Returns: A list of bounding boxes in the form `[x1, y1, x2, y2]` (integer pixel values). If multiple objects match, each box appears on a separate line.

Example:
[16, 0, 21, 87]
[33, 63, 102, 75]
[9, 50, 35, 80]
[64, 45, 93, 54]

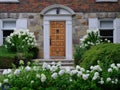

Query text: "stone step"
[33, 59, 74, 67]
[38, 63, 74, 66]
[33, 59, 74, 63]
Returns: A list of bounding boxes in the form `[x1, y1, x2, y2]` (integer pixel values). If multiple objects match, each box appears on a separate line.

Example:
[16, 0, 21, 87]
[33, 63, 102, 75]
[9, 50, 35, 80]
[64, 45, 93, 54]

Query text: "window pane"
[100, 30, 113, 36]
[3, 30, 14, 42]
[3, 21, 16, 29]
[100, 21, 113, 28]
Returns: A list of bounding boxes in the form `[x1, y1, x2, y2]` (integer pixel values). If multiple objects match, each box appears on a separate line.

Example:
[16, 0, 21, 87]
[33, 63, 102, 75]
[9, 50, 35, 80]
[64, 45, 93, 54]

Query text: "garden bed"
[0, 61, 120, 90]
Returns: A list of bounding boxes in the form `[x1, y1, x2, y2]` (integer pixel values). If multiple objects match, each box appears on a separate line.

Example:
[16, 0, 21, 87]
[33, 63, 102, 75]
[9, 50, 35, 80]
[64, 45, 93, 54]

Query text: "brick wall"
[0, 0, 120, 12]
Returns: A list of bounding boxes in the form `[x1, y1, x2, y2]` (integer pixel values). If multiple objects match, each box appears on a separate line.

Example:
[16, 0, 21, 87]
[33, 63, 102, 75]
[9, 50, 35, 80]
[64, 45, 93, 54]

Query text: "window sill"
[96, 0, 118, 2]
[0, 0, 19, 3]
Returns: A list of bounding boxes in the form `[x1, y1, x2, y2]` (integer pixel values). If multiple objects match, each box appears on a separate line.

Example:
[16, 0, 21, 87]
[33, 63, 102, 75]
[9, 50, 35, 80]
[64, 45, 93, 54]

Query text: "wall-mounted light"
[56, 8, 60, 14]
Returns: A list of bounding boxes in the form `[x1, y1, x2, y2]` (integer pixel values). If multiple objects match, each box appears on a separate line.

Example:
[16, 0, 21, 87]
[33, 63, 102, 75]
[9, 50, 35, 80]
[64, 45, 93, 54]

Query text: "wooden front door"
[50, 21, 66, 58]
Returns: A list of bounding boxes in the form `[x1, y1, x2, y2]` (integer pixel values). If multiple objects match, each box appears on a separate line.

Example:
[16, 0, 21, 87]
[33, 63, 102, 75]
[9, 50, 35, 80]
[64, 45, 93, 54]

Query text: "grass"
[0, 46, 16, 59]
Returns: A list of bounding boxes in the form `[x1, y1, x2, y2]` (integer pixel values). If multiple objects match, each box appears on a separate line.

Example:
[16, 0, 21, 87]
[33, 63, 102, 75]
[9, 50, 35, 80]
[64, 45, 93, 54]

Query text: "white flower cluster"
[5, 29, 37, 49]
[108, 63, 120, 72]
[42, 62, 61, 72]
[80, 29, 111, 48]
[1, 62, 120, 87]
[3, 69, 12, 75]
[90, 65, 102, 72]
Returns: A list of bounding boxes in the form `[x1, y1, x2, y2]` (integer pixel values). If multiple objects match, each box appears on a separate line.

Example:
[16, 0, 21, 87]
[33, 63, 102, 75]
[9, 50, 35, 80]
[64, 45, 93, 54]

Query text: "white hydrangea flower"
[76, 65, 81, 71]
[92, 65, 102, 71]
[14, 69, 21, 75]
[0, 82, 2, 87]
[98, 78, 104, 85]
[33, 66, 39, 71]
[4, 79, 9, 83]
[115, 79, 118, 84]
[87, 29, 99, 34]
[107, 40, 111, 43]
[50, 66, 58, 72]
[110, 63, 115, 68]
[86, 70, 90, 73]
[90, 66, 94, 70]
[108, 68, 112, 72]
[25, 66, 31, 71]
[36, 74, 41, 78]
[41, 74, 46, 83]
[80, 68, 85, 72]
[65, 67, 71, 74]
[3, 69, 12, 75]
[42, 62, 49, 70]
[57, 61, 61, 67]
[106, 77, 111, 82]
[31, 80, 34, 84]
[70, 70, 78, 76]
[113, 66, 118, 71]
[111, 81, 115, 84]
[51, 73, 58, 79]
[69, 78, 72, 82]
[77, 71, 82, 77]
[82, 74, 89, 80]
[51, 62, 56, 66]
[58, 70, 65, 76]
[92, 72, 99, 80]
[8, 74, 12, 78]
[117, 63, 120, 68]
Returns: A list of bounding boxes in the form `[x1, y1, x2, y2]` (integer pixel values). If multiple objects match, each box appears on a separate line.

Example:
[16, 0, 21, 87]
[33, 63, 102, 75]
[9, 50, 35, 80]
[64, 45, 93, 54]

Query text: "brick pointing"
[0, 0, 120, 12]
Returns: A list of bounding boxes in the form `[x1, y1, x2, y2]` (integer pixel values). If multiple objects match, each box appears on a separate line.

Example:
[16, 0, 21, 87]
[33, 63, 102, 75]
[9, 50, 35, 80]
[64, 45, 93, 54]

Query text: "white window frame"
[96, 0, 118, 2]
[2, 19, 16, 43]
[2, 19, 16, 30]
[0, 0, 19, 3]
[99, 19, 114, 42]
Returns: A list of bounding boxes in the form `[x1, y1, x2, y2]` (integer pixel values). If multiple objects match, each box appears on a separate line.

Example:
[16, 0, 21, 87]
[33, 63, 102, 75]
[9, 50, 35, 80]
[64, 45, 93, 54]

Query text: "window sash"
[2, 21, 16, 30]
[0, 0, 19, 2]
[96, 0, 118, 2]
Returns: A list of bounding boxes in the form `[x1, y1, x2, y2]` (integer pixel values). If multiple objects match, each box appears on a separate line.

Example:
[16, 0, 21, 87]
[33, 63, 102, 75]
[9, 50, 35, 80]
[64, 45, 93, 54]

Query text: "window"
[2, 20, 16, 42]
[96, 0, 118, 2]
[99, 19, 114, 42]
[0, 18, 27, 46]
[0, 0, 19, 3]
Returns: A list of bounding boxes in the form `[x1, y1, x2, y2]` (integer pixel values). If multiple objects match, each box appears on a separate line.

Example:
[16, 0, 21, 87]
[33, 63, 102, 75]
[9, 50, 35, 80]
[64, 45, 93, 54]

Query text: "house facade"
[0, 0, 120, 59]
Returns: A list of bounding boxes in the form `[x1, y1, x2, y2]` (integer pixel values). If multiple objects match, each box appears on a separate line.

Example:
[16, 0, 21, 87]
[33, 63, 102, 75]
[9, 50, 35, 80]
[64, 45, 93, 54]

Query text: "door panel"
[50, 21, 66, 58]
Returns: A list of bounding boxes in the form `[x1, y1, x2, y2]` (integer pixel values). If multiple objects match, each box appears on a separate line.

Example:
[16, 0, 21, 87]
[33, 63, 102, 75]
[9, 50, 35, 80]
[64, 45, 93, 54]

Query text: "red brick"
[0, 0, 120, 12]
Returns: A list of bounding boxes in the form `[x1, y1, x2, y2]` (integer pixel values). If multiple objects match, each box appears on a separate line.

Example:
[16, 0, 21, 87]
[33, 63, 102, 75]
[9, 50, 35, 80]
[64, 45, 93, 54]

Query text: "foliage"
[3, 29, 39, 60]
[0, 46, 16, 59]
[29, 47, 39, 59]
[74, 30, 110, 66]
[80, 30, 110, 49]
[4, 30, 37, 53]
[0, 61, 120, 90]
[74, 46, 87, 65]
[81, 43, 120, 70]
[0, 46, 33, 69]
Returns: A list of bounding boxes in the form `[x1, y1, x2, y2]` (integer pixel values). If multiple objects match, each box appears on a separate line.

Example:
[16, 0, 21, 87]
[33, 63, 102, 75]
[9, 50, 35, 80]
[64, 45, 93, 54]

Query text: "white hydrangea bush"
[0, 61, 120, 90]
[4, 29, 37, 52]
[80, 29, 111, 49]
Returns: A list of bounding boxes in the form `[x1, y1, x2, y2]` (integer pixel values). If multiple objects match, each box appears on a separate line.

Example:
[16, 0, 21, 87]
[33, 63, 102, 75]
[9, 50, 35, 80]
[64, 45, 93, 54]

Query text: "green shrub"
[29, 47, 39, 59]
[74, 46, 87, 66]
[1, 62, 120, 90]
[81, 43, 120, 69]
[0, 46, 33, 68]
[4, 30, 37, 53]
